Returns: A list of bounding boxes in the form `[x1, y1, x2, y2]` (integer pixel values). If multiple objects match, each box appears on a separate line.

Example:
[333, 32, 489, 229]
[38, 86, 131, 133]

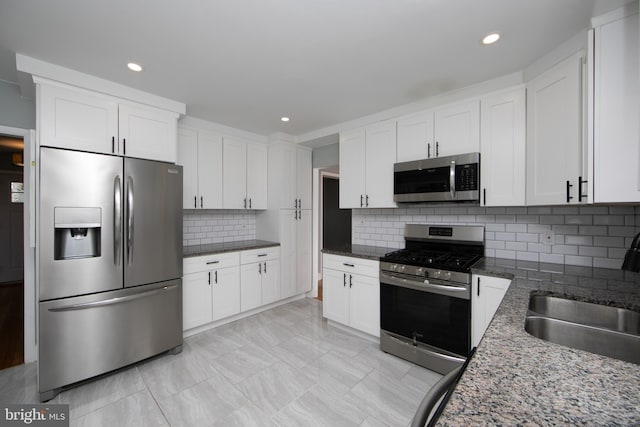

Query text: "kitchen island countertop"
[436, 257, 640, 425]
[183, 239, 279, 258]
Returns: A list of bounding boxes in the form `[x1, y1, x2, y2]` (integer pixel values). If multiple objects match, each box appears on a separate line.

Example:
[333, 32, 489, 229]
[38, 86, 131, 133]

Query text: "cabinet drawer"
[183, 252, 240, 274]
[241, 246, 280, 264]
[323, 254, 379, 278]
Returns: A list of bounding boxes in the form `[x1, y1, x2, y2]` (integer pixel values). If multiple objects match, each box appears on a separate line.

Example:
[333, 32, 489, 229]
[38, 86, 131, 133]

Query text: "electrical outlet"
[541, 231, 555, 245]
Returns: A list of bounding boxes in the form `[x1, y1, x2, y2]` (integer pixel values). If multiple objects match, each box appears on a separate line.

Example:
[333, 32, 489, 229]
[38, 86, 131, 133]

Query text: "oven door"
[380, 272, 471, 359]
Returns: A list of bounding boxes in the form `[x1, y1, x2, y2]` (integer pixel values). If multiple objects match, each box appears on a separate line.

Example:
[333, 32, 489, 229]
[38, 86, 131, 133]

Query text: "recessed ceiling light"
[127, 62, 142, 72]
[482, 33, 500, 45]
[281, 117, 290, 122]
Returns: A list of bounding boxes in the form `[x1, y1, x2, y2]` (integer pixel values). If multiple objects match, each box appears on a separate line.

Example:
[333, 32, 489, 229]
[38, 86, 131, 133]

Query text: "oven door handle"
[380, 272, 470, 300]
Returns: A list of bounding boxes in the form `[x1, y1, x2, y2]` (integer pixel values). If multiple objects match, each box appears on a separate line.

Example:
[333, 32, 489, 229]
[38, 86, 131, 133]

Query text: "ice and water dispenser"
[53, 207, 102, 260]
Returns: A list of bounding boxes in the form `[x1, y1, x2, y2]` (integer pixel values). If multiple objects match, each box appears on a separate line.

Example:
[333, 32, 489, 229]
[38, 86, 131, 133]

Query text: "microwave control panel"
[455, 163, 478, 191]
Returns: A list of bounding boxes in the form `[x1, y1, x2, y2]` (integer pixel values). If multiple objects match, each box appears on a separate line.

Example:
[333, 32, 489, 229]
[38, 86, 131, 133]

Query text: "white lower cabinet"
[322, 254, 380, 337]
[240, 247, 281, 311]
[182, 252, 240, 330]
[471, 274, 511, 348]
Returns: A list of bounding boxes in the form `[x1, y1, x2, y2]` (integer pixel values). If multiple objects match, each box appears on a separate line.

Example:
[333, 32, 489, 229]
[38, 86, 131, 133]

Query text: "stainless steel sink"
[525, 295, 640, 364]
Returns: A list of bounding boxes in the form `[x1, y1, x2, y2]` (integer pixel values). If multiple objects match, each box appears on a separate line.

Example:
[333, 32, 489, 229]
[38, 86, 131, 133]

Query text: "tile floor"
[0, 298, 442, 426]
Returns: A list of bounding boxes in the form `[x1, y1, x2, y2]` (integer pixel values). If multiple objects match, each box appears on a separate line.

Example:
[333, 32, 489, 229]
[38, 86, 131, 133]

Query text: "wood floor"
[0, 281, 23, 370]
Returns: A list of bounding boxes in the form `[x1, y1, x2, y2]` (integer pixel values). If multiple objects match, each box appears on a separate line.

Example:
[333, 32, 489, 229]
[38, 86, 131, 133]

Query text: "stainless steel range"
[379, 224, 484, 374]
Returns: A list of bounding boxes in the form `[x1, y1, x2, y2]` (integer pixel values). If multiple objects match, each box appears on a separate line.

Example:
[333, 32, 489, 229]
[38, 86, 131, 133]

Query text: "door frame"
[0, 125, 37, 363]
[312, 167, 339, 299]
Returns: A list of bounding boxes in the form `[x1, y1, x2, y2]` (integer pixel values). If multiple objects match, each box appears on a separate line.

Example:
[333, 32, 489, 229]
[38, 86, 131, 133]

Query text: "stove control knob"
[399, 265, 406, 273]
[416, 267, 424, 276]
[444, 272, 452, 280]
[391, 264, 398, 271]
[432, 270, 441, 279]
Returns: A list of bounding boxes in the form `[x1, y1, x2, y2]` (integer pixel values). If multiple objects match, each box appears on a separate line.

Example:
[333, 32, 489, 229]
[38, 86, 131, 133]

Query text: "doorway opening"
[317, 170, 352, 301]
[0, 134, 25, 370]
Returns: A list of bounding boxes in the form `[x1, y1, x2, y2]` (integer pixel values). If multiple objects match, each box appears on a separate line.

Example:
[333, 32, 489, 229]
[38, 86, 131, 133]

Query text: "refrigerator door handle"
[114, 176, 122, 266]
[127, 175, 134, 265]
[47, 284, 179, 312]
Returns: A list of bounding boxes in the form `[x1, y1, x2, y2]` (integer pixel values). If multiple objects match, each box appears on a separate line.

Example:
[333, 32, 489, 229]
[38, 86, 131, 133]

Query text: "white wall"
[353, 205, 640, 269]
[0, 80, 35, 130]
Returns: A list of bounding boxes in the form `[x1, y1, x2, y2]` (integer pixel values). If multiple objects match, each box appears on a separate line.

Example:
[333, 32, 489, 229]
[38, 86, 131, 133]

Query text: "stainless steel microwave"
[393, 153, 480, 203]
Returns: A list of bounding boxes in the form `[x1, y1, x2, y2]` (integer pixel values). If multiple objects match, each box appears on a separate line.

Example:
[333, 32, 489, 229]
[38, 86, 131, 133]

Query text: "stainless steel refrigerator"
[37, 147, 183, 401]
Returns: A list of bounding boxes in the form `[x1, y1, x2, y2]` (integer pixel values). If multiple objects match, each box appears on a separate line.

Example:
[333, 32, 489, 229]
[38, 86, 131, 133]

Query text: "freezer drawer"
[38, 279, 182, 399]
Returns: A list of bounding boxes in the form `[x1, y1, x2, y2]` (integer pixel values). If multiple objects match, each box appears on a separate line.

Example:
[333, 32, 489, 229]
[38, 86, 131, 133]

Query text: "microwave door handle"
[449, 160, 456, 200]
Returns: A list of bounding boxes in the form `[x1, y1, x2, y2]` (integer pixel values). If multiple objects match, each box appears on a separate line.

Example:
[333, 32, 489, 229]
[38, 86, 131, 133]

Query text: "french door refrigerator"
[38, 147, 183, 401]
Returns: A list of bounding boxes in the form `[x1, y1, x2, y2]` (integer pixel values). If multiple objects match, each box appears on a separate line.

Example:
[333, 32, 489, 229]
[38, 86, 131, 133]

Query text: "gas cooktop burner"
[382, 249, 482, 271]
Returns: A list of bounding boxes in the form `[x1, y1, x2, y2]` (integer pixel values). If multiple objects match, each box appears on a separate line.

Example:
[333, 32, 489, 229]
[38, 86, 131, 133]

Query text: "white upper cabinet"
[268, 143, 312, 210]
[39, 83, 118, 154]
[592, 4, 640, 203]
[526, 52, 585, 206]
[39, 82, 178, 163]
[177, 127, 223, 209]
[480, 87, 526, 206]
[118, 102, 178, 162]
[223, 138, 267, 210]
[433, 99, 480, 157]
[296, 148, 313, 209]
[396, 111, 434, 162]
[340, 121, 396, 208]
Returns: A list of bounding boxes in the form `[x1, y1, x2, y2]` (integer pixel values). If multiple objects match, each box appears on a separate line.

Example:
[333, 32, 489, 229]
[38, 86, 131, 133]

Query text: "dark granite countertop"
[321, 244, 396, 261]
[183, 240, 279, 258]
[437, 257, 640, 425]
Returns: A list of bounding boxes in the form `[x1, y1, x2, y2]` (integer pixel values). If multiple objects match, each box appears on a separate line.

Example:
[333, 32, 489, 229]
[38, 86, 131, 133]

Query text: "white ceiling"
[0, 0, 632, 138]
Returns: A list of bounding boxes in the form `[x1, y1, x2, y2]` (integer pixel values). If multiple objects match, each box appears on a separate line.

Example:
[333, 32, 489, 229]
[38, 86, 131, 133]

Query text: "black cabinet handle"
[343, 263, 355, 267]
[343, 273, 346, 287]
[208, 271, 211, 285]
[427, 143, 431, 158]
[200, 196, 203, 208]
[206, 260, 219, 265]
[264, 262, 267, 273]
[436, 141, 439, 157]
[477, 277, 480, 296]
[194, 196, 197, 208]
[215, 270, 218, 284]
[112, 136, 115, 153]
[123, 138, 126, 155]
[360, 195, 363, 207]
[366, 195, 369, 207]
[349, 274, 353, 288]
[566, 180, 573, 203]
[578, 176, 588, 202]
[259, 263, 262, 274]
[249, 198, 252, 209]
[483, 188, 486, 206]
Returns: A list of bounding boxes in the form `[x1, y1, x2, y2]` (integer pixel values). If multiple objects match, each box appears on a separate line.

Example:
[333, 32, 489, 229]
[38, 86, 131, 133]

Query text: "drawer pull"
[206, 260, 220, 265]
[257, 253, 268, 257]
[343, 263, 355, 267]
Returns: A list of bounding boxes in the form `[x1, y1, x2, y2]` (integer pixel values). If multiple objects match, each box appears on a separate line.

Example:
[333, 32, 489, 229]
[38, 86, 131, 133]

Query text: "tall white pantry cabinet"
[256, 140, 313, 298]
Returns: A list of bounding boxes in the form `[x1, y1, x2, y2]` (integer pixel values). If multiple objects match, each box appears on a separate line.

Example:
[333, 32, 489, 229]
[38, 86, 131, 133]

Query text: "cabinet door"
[593, 10, 640, 202]
[434, 100, 480, 157]
[279, 210, 297, 299]
[396, 111, 434, 162]
[212, 266, 240, 321]
[339, 129, 366, 208]
[183, 271, 212, 330]
[526, 54, 583, 205]
[322, 268, 349, 326]
[247, 143, 267, 209]
[280, 144, 297, 209]
[296, 210, 312, 294]
[39, 83, 118, 154]
[472, 275, 511, 347]
[177, 128, 199, 209]
[480, 88, 526, 206]
[296, 148, 312, 209]
[223, 137, 247, 209]
[365, 121, 397, 208]
[118, 102, 177, 163]
[261, 259, 280, 305]
[240, 263, 262, 312]
[198, 131, 223, 209]
[348, 274, 380, 337]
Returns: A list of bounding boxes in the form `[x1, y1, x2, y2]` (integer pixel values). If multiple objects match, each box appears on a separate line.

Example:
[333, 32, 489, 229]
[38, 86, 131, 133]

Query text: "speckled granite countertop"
[183, 239, 279, 258]
[437, 257, 640, 426]
[321, 244, 396, 261]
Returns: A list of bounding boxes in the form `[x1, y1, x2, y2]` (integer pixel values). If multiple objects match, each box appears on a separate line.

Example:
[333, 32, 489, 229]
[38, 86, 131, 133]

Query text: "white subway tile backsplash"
[183, 210, 256, 246]
[352, 204, 637, 269]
